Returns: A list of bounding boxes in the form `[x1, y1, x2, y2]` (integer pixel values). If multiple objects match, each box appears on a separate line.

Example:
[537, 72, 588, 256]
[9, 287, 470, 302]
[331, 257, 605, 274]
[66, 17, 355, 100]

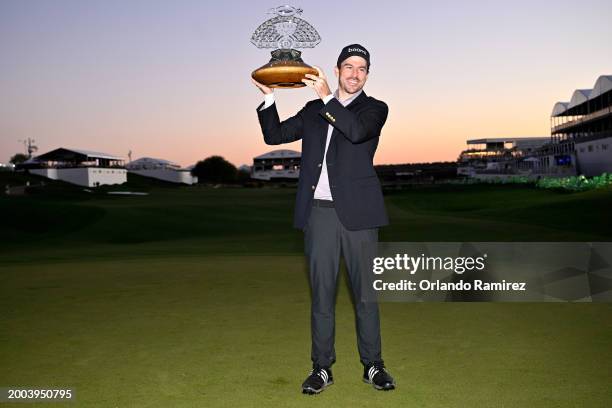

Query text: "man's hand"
[252, 78, 273, 95]
[302, 66, 331, 100]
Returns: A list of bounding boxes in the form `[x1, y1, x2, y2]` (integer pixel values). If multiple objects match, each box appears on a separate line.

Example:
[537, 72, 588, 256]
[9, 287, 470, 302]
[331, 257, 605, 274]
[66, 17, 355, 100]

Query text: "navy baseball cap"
[337, 44, 370, 71]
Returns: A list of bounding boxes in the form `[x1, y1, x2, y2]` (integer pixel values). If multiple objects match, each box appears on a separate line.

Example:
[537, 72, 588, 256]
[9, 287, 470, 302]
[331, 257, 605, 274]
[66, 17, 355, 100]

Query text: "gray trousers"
[304, 203, 382, 368]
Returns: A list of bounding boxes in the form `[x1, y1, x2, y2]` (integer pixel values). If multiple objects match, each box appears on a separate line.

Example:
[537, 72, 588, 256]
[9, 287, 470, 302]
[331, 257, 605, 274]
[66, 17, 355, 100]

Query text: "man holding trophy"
[252, 6, 395, 395]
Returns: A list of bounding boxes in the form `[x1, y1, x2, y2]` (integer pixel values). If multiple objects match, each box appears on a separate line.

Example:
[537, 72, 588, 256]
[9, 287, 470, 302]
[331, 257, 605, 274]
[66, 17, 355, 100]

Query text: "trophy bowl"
[251, 6, 321, 89]
[252, 62, 317, 88]
[252, 52, 318, 88]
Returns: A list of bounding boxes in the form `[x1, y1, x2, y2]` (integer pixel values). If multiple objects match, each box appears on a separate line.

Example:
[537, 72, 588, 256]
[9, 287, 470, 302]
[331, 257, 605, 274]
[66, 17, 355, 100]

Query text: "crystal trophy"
[251, 5, 321, 88]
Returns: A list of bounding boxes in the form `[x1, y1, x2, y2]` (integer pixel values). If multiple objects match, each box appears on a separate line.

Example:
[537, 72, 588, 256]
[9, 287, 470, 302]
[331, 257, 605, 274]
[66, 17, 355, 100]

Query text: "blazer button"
[317, 163, 322, 167]
[311, 185, 315, 190]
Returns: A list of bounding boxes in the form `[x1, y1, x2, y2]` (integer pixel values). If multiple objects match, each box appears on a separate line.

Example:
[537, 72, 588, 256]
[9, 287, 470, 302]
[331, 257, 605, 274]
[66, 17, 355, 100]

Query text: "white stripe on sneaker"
[319, 369, 328, 383]
[368, 366, 379, 382]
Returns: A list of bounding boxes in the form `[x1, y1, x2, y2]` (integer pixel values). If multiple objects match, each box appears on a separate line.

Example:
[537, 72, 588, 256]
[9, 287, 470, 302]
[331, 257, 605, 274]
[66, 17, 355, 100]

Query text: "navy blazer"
[256, 91, 389, 231]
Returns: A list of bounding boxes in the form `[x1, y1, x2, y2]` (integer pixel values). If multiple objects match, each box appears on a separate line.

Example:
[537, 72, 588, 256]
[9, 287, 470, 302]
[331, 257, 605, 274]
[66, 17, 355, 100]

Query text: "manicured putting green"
[1, 256, 611, 407]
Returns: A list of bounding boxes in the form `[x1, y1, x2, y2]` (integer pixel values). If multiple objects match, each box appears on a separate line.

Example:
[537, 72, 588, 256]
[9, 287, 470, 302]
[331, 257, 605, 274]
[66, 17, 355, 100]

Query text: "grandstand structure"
[126, 157, 197, 184]
[550, 75, 612, 177]
[457, 137, 549, 178]
[459, 75, 612, 179]
[18, 147, 126, 187]
[251, 149, 300, 181]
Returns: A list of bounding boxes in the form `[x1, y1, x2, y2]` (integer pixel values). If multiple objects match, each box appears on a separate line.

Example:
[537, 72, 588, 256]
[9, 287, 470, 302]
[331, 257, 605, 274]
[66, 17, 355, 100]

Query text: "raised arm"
[253, 78, 307, 145]
[256, 99, 306, 145]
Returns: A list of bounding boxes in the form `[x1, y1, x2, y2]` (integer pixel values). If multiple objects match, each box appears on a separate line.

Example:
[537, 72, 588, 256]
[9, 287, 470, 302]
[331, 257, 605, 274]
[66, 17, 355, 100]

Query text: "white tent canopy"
[552, 74, 612, 116]
[590, 75, 612, 99]
[254, 149, 300, 160]
[126, 157, 180, 169]
[567, 89, 591, 109]
[551, 102, 569, 117]
[35, 147, 123, 162]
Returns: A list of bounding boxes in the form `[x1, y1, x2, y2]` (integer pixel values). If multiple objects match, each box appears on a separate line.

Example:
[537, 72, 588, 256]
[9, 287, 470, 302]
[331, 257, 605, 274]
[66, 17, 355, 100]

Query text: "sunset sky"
[1, 0, 611, 167]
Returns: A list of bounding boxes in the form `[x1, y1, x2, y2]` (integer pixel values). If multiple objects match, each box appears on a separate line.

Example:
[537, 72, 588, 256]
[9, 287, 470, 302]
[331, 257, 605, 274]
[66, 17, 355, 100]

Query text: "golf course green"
[1, 173, 611, 407]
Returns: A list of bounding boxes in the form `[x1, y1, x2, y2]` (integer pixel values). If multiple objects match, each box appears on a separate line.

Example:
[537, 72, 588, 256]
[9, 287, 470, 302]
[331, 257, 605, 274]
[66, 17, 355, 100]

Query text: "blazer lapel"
[318, 110, 329, 152]
[345, 90, 368, 110]
[325, 91, 369, 158]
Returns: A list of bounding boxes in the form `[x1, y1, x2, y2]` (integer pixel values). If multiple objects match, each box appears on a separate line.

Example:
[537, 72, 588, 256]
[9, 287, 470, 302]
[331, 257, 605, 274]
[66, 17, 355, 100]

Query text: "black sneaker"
[302, 366, 333, 394]
[363, 361, 395, 391]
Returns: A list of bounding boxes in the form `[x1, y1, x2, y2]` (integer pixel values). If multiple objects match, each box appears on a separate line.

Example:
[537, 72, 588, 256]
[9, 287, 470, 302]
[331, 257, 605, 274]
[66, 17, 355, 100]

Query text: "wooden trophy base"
[251, 49, 318, 88]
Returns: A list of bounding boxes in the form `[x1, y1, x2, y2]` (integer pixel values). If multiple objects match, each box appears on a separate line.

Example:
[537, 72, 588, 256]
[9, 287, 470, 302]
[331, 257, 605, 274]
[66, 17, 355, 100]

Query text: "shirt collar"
[334, 89, 363, 107]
